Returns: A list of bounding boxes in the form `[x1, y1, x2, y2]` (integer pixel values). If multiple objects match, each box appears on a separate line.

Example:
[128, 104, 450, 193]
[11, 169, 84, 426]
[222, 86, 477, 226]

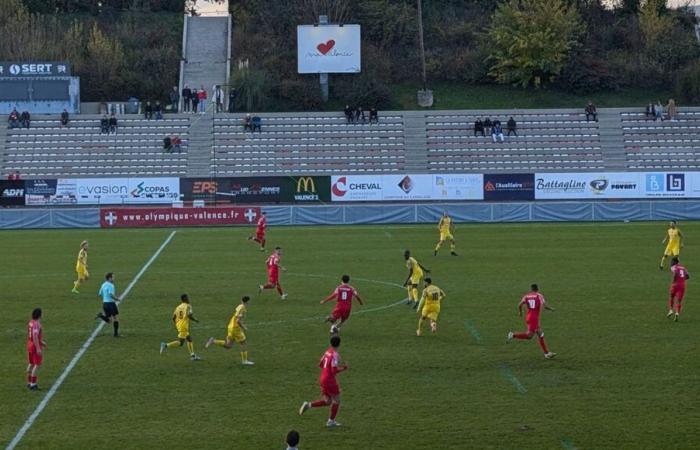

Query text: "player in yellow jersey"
[416, 278, 445, 336]
[160, 294, 201, 361]
[434, 211, 458, 256]
[660, 221, 684, 270]
[72, 240, 89, 294]
[404, 250, 430, 309]
[205, 296, 254, 365]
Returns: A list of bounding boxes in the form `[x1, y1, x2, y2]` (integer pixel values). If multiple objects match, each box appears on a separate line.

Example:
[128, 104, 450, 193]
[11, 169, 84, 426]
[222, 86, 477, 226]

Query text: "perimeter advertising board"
[100, 206, 260, 228]
[534, 172, 696, 199]
[75, 178, 180, 204]
[330, 174, 483, 201]
[0, 180, 25, 206]
[181, 177, 330, 203]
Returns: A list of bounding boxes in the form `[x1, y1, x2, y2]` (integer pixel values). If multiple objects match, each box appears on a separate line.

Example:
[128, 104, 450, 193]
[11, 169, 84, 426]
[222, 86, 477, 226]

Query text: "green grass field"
[1, 223, 699, 449]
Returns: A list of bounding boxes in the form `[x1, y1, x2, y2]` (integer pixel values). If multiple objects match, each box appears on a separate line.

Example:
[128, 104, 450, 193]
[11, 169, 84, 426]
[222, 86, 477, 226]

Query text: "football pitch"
[1, 222, 699, 449]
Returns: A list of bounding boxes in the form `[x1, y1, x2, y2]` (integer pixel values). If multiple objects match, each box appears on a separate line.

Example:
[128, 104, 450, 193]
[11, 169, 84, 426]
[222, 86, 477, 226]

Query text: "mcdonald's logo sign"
[295, 177, 320, 201]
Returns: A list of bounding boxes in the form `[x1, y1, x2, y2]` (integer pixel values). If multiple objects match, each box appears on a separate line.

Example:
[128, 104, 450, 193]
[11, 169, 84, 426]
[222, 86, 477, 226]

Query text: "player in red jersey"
[320, 275, 364, 334]
[259, 247, 287, 299]
[298, 335, 348, 428]
[667, 257, 690, 322]
[26, 308, 46, 390]
[248, 211, 267, 251]
[507, 284, 556, 359]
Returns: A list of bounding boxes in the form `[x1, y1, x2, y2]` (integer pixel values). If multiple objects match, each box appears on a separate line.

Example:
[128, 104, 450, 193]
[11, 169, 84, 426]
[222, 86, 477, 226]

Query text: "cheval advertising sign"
[297, 25, 361, 73]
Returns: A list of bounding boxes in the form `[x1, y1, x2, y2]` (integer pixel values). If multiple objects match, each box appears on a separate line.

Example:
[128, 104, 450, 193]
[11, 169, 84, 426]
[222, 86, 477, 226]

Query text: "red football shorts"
[670, 284, 686, 301]
[267, 271, 279, 284]
[256, 230, 265, 240]
[27, 349, 42, 366]
[331, 306, 351, 322]
[320, 382, 340, 397]
[526, 319, 540, 334]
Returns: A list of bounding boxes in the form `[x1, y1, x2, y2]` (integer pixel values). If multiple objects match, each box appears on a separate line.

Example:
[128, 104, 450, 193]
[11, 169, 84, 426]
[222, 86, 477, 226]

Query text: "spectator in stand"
[163, 136, 172, 152]
[172, 135, 182, 153]
[492, 122, 505, 143]
[108, 113, 118, 135]
[20, 110, 30, 128]
[344, 104, 353, 123]
[182, 84, 191, 113]
[355, 106, 365, 123]
[8, 109, 19, 128]
[191, 88, 199, 113]
[474, 118, 485, 137]
[154, 101, 163, 120]
[163, 135, 182, 153]
[198, 86, 207, 113]
[100, 115, 109, 134]
[252, 115, 262, 132]
[655, 100, 664, 121]
[214, 85, 224, 113]
[645, 102, 655, 119]
[585, 101, 597, 122]
[483, 117, 492, 135]
[666, 98, 677, 121]
[144, 101, 153, 120]
[170, 86, 180, 113]
[7, 170, 21, 180]
[507, 117, 517, 136]
[492, 118, 501, 128]
[369, 107, 378, 124]
[244, 113, 253, 131]
[286, 430, 300, 450]
[60, 109, 69, 128]
[228, 88, 237, 113]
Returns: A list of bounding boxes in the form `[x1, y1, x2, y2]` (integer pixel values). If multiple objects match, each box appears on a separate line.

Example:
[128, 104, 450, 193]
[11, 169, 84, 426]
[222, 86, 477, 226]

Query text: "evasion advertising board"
[76, 178, 180, 204]
[297, 25, 361, 74]
[330, 174, 483, 201]
[100, 206, 260, 228]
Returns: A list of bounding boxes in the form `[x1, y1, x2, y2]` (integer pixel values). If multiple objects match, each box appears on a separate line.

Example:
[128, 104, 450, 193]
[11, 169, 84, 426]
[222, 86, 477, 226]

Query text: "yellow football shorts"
[77, 266, 89, 280]
[410, 274, 423, 286]
[227, 327, 246, 344]
[440, 231, 453, 241]
[421, 304, 440, 321]
[177, 327, 190, 339]
[665, 244, 680, 256]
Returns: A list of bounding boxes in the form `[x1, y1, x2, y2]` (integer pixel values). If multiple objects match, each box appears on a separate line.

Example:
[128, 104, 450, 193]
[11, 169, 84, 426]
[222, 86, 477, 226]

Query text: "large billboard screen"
[297, 25, 361, 74]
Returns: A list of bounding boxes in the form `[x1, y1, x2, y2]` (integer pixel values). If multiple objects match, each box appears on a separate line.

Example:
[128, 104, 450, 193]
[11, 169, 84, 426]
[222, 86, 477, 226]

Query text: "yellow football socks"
[240, 351, 247, 362]
[214, 339, 226, 346]
[186, 341, 194, 355]
[166, 340, 180, 348]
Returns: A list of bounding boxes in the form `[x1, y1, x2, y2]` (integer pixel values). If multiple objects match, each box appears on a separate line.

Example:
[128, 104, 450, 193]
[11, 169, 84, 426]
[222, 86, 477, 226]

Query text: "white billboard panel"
[298, 25, 361, 74]
[331, 174, 483, 202]
[75, 178, 180, 205]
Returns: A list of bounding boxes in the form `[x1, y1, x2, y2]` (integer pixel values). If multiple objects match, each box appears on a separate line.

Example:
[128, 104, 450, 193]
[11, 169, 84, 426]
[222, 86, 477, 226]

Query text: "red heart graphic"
[317, 40, 335, 55]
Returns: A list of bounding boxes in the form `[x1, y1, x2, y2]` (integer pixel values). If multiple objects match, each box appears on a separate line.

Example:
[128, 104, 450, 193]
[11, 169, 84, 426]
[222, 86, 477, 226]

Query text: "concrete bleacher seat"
[425, 111, 603, 172]
[621, 110, 700, 170]
[3, 114, 190, 177]
[211, 113, 406, 175]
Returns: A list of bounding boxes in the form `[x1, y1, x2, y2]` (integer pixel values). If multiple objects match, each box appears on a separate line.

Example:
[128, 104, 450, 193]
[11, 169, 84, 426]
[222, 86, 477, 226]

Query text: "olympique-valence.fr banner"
[100, 207, 261, 228]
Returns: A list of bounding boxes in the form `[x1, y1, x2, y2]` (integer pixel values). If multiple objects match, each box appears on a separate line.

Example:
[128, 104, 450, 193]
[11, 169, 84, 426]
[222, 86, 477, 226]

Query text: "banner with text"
[0, 180, 25, 206]
[76, 178, 180, 204]
[330, 174, 483, 202]
[25, 178, 78, 205]
[100, 206, 261, 228]
[180, 176, 330, 204]
[483, 173, 535, 201]
[534, 172, 699, 199]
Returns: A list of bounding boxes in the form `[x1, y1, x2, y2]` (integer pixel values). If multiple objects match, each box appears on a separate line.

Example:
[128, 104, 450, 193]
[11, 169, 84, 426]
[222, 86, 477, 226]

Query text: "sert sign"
[0, 62, 71, 77]
[297, 25, 361, 73]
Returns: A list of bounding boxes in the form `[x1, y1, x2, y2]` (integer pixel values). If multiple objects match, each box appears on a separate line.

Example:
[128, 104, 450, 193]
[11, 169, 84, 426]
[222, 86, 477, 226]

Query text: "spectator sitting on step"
[170, 86, 180, 113]
[191, 88, 199, 113]
[109, 113, 118, 135]
[60, 109, 69, 128]
[483, 117, 492, 135]
[355, 106, 366, 123]
[491, 122, 504, 143]
[344, 104, 353, 123]
[154, 101, 163, 120]
[8, 109, 19, 129]
[369, 107, 378, 124]
[474, 118, 485, 137]
[645, 102, 655, 119]
[144, 101, 153, 120]
[655, 100, 663, 121]
[20, 110, 30, 129]
[182, 84, 192, 113]
[507, 117, 517, 136]
[198, 86, 207, 113]
[665, 98, 677, 121]
[252, 115, 262, 132]
[585, 101, 597, 122]
[100, 115, 109, 134]
[163, 135, 182, 153]
[244, 113, 253, 131]
[163, 136, 172, 152]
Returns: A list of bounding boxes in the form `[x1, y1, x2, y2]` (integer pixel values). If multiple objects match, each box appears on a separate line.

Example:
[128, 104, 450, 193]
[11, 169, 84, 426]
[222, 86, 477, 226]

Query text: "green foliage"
[675, 61, 700, 104]
[274, 78, 324, 111]
[334, 72, 392, 109]
[231, 67, 274, 112]
[486, 0, 582, 88]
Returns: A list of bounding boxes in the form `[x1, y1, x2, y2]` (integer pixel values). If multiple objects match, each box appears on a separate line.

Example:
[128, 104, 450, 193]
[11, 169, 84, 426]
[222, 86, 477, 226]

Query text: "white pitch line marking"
[6, 231, 177, 450]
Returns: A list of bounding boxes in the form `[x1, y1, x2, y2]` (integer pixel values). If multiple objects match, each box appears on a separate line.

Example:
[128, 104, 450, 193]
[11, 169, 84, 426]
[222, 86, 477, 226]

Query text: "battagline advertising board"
[100, 206, 261, 228]
[534, 172, 698, 199]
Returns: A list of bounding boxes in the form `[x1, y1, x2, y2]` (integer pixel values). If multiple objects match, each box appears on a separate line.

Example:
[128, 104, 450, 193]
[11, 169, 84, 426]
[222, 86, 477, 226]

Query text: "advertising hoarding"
[100, 206, 260, 228]
[297, 25, 361, 74]
[76, 178, 180, 205]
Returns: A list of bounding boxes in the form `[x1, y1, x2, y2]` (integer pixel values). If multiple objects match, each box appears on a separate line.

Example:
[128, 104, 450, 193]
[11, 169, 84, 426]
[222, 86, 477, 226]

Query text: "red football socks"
[276, 285, 284, 295]
[330, 403, 339, 420]
[537, 336, 549, 353]
[512, 332, 529, 339]
[311, 400, 327, 408]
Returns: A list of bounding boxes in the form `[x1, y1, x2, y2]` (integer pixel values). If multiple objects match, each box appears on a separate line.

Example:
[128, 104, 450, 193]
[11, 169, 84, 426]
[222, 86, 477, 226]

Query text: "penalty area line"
[5, 231, 177, 450]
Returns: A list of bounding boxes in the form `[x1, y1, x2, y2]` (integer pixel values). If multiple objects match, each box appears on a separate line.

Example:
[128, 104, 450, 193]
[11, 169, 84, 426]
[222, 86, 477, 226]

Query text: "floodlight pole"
[319, 15, 329, 102]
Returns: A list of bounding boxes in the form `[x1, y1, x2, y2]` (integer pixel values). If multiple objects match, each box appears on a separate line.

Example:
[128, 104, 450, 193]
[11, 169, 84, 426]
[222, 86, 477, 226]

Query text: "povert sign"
[297, 25, 361, 74]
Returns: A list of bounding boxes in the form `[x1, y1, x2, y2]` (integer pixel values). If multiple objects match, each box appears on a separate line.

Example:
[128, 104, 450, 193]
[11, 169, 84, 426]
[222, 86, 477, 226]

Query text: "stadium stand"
[2, 115, 190, 177]
[3, 107, 700, 178]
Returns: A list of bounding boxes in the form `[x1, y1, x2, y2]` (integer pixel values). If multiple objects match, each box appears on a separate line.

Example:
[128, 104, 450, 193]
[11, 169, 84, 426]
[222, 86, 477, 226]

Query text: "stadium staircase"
[403, 112, 429, 172]
[0, 125, 7, 171]
[179, 14, 231, 113]
[186, 114, 215, 177]
[597, 109, 627, 171]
